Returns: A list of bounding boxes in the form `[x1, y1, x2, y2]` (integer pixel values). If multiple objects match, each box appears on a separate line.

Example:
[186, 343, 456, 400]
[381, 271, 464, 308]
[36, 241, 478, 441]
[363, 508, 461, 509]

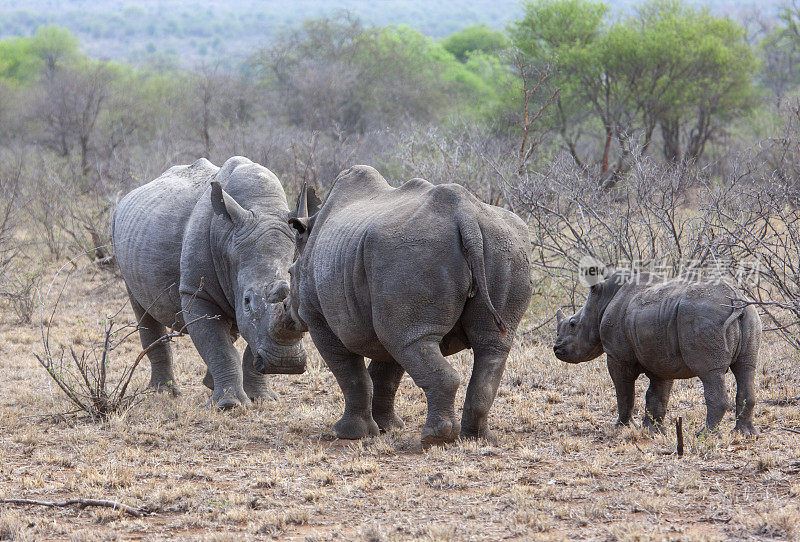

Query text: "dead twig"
[0, 497, 148, 518]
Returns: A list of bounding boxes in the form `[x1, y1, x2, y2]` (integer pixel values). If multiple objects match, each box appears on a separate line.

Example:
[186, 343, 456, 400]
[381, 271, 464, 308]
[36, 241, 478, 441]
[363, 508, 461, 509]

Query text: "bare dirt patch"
[1, 268, 798, 541]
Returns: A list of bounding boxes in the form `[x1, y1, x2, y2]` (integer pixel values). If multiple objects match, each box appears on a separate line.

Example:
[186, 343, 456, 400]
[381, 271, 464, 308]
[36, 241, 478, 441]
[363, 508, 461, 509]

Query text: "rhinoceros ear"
[556, 309, 565, 326]
[211, 181, 250, 227]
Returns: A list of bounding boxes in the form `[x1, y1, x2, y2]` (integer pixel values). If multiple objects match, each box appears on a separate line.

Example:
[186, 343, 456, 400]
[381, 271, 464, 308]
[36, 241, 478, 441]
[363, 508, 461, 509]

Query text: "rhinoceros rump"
[282, 165, 533, 447]
[553, 271, 762, 435]
[113, 157, 307, 408]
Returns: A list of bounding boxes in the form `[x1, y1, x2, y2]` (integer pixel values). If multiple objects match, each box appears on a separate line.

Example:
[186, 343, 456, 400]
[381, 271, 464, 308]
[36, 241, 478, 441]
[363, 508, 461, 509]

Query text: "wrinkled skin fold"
[283, 165, 533, 448]
[113, 156, 307, 408]
[553, 271, 762, 435]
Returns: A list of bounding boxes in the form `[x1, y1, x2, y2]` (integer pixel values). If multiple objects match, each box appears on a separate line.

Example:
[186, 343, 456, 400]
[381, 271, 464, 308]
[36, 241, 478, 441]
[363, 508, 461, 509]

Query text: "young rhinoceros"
[279, 165, 532, 448]
[113, 157, 307, 408]
[553, 271, 762, 435]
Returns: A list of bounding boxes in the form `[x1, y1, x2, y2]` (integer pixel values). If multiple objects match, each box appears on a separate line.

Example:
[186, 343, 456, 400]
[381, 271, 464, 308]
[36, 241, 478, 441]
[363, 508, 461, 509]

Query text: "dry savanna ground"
[0, 265, 799, 541]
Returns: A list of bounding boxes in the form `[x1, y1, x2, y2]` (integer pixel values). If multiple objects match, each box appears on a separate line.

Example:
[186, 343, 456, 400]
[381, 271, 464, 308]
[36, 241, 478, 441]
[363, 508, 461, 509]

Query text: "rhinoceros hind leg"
[368, 359, 405, 432]
[390, 340, 461, 449]
[460, 344, 508, 443]
[311, 324, 379, 439]
[643, 376, 673, 434]
[243, 346, 279, 402]
[130, 295, 180, 396]
[731, 357, 757, 436]
[699, 369, 728, 433]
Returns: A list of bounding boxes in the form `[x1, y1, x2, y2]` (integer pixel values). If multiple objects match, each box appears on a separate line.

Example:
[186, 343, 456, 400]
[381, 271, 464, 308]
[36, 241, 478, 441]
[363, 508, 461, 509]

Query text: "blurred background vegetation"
[2, 0, 800, 335]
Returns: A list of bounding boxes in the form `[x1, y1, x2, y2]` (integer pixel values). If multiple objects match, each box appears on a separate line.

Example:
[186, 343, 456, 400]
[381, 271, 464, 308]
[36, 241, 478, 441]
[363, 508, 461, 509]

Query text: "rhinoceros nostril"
[268, 280, 290, 303]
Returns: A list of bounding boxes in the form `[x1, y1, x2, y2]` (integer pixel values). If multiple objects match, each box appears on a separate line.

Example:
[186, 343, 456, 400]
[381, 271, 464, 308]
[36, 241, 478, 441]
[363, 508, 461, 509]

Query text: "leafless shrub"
[757, 98, 800, 200]
[22, 157, 117, 266]
[509, 153, 709, 304]
[34, 265, 211, 420]
[394, 121, 517, 204]
[704, 168, 800, 349]
[0, 149, 22, 269]
[0, 271, 40, 325]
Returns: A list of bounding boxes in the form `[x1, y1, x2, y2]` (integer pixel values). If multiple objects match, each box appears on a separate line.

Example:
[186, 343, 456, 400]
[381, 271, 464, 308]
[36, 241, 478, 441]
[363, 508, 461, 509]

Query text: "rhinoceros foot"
[333, 414, 380, 440]
[147, 380, 181, 397]
[212, 387, 252, 410]
[733, 421, 757, 437]
[642, 417, 667, 435]
[373, 411, 405, 432]
[460, 425, 499, 444]
[244, 379, 279, 402]
[421, 419, 461, 449]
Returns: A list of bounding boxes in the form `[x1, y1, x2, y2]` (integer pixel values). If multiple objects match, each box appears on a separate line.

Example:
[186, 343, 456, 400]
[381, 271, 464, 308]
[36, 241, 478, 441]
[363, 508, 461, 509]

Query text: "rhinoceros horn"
[556, 309, 565, 325]
[297, 182, 308, 219]
[289, 182, 311, 234]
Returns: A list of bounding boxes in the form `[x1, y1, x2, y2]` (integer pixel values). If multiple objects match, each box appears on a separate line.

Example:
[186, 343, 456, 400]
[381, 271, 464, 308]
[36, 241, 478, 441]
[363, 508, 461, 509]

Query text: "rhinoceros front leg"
[461, 344, 509, 443]
[608, 357, 638, 427]
[242, 345, 279, 402]
[310, 322, 379, 439]
[643, 375, 673, 433]
[390, 339, 461, 449]
[129, 294, 180, 396]
[183, 297, 250, 409]
[368, 358, 405, 432]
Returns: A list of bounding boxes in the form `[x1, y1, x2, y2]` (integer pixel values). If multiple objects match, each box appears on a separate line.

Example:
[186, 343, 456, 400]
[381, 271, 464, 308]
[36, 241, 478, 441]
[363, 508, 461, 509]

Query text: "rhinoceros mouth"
[254, 345, 307, 374]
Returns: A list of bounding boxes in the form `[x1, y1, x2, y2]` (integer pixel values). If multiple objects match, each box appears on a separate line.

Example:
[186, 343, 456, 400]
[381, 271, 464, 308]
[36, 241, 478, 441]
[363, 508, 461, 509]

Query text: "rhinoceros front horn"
[289, 182, 311, 234]
[297, 182, 308, 219]
[556, 309, 565, 325]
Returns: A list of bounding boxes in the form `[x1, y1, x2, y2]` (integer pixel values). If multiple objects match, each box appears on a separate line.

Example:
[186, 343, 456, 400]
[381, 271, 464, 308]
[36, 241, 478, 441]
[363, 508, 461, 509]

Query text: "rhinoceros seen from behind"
[279, 165, 533, 448]
[553, 270, 762, 435]
[113, 156, 307, 408]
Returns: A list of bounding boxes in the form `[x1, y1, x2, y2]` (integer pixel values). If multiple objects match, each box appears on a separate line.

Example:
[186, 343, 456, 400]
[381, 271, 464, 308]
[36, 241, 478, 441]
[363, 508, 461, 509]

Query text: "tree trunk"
[660, 118, 681, 164]
[601, 124, 613, 175]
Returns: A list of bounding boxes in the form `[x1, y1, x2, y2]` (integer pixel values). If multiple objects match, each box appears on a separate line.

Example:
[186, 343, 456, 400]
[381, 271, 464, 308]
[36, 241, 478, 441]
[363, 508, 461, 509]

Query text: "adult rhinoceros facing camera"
[553, 270, 762, 435]
[280, 165, 533, 448]
[113, 157, 307, 408]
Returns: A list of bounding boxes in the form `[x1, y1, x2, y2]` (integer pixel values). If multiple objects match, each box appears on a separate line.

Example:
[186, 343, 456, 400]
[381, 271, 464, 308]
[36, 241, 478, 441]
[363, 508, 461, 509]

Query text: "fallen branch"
[0, 497, 148, 518]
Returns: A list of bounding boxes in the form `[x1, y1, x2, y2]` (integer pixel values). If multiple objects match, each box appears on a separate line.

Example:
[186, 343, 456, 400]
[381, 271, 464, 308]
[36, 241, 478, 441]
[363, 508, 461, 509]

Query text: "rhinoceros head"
[210, 180, 307, 374]
[552, 284, 606, 364]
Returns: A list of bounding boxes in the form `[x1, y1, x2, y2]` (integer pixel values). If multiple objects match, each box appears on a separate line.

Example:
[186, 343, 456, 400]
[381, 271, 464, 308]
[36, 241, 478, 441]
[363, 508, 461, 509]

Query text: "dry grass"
[1, 266, 799, 541]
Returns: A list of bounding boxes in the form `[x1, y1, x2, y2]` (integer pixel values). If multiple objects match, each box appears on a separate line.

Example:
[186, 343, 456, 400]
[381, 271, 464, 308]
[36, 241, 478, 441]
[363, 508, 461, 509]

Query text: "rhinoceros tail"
[722, 305, 745, 354]
[457, 209, 507, 337]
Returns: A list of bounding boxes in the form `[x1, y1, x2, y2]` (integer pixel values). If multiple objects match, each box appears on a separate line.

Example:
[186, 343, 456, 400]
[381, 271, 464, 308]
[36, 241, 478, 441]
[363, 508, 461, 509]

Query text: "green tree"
[759, 4, 800, 103]
[29, 25, 80, 75]
[510, 0, 757, 174]
[252, 16, 506, 132]
[0, 36, 41, 83]
[442, 25, 509, 62]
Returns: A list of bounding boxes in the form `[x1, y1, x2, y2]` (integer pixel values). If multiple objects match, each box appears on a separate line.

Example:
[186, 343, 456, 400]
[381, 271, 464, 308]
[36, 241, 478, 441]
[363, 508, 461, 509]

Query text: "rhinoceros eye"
[569, 319, 576, 328]
[244, 294, 252, 310]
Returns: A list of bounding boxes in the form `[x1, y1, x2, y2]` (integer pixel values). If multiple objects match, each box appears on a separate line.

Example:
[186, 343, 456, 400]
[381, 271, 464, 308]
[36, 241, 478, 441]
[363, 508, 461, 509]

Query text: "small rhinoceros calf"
[553, 271, 762, 435]
[113, 157, 307, 408]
